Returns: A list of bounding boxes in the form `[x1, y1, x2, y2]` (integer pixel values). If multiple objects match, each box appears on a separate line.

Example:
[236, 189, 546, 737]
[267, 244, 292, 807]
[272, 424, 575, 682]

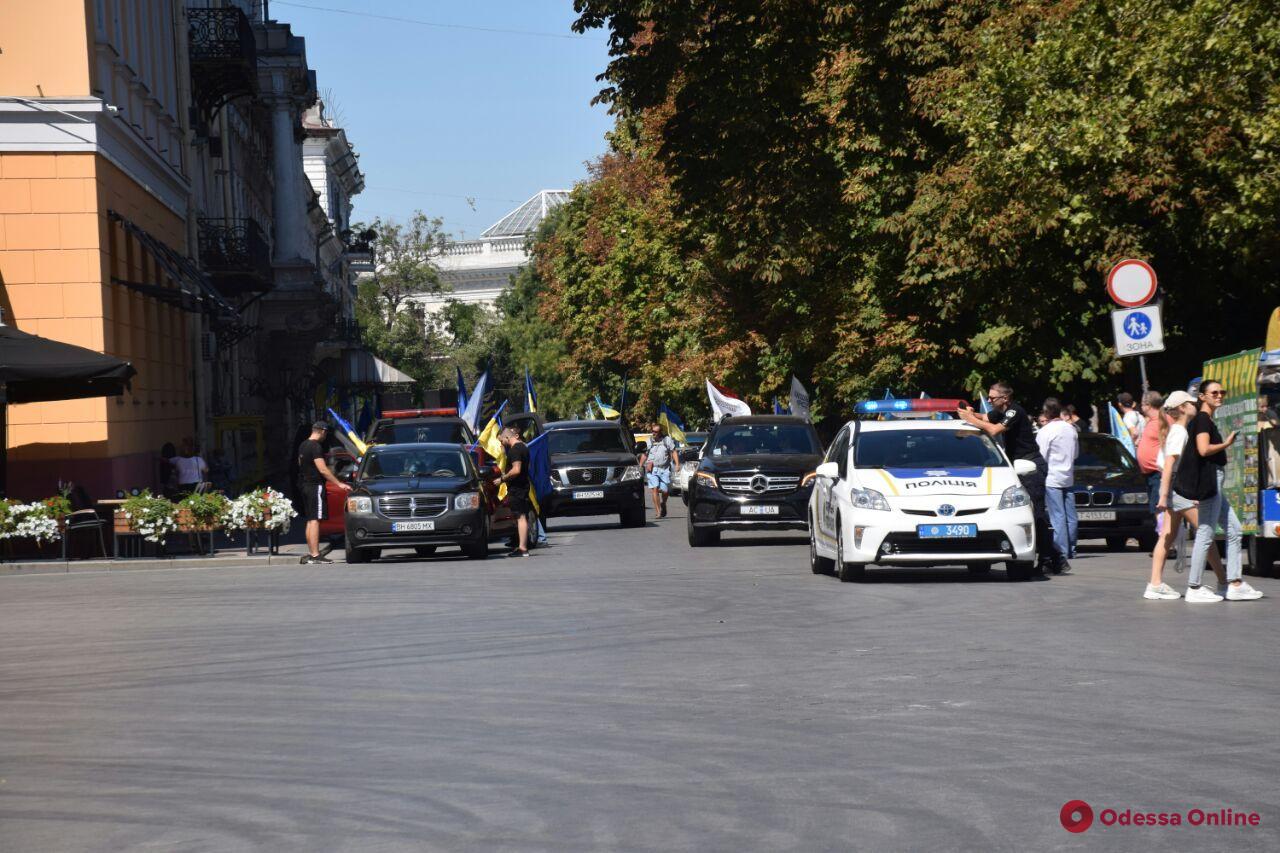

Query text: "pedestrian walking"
[1135, 391, 1166, 522]
[498, 425, 531, 557]
[1176, 380, 1263, 601]
[642, 422, 680, 519]
[1145, 391, 1198, 599]
[1117, 392, 1142, 442]
[297, 421, 350, 564]
[1036, 398, 1078, 571]
[174, 438, 208, 496]
[959, 382, 1053, 574]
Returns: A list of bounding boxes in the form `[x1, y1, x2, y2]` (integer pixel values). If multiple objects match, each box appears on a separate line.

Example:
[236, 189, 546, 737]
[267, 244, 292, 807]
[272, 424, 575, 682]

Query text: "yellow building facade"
[1, 1, 198, 498]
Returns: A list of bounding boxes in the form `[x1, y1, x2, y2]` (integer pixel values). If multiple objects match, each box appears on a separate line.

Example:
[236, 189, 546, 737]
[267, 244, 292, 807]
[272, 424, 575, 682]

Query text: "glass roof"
[481, 190, 570, 238]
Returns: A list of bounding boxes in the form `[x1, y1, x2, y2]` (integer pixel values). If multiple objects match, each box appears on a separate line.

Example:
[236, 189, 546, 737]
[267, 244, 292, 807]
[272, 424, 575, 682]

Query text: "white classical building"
[415, 190, 570, 315]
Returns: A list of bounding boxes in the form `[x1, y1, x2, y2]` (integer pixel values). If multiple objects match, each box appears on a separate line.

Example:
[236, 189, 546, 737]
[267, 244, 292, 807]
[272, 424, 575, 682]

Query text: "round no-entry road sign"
[1106, 259, 1158, 308]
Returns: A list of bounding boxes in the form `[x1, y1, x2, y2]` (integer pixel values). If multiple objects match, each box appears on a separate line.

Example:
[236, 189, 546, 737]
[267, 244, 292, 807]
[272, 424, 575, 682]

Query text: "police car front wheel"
[836, 521, 866, 583]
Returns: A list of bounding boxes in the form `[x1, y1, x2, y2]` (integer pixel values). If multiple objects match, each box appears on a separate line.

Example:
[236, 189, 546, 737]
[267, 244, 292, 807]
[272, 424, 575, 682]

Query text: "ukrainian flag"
[526, 432, 552, 515]
[525, 369, 538, 413]
[595, 394, 620, 419]
[478, 414, 508, 500]
[327, 407, 368, 456]
[658, 403, 687, 444]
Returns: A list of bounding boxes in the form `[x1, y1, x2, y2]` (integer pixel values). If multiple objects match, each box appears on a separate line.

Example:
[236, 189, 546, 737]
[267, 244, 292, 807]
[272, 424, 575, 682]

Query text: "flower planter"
[175, 508, 223, 533]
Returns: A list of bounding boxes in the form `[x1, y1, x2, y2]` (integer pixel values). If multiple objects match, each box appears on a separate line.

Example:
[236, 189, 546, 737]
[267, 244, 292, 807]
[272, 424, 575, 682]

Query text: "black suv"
[686, 415, 823, 546]
[343, 442, 516, 562]
[509, 417, 646, 528]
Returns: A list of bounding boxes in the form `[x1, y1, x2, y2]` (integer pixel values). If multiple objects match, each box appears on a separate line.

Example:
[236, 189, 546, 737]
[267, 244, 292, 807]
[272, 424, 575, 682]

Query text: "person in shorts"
[499, 425, 531, 557]
[642, 422, 680, 519]
[297, 421, 350, 564]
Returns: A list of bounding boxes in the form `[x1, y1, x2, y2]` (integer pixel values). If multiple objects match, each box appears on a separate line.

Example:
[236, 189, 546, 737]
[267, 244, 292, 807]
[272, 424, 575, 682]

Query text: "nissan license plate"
[574, 490, 605, 500]
[741, 505, 780, 516]
[1078, 510, 1116, 522]
[916, 523, 978, 539]
[392, 521, 435, 532]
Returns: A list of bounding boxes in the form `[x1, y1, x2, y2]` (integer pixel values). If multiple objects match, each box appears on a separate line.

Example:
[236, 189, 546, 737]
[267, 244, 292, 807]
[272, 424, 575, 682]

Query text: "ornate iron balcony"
[188, 7, 258, 116]
[198, 218, 273, 295]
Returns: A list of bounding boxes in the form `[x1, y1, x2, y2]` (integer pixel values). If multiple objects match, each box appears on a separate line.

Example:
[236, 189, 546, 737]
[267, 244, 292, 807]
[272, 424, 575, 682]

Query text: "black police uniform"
[990, 403, 1053, 567]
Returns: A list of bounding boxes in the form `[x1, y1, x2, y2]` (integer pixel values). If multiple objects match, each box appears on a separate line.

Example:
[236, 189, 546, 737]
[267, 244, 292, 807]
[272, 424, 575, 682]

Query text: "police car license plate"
[574, 490, 605, 500]
[917, 523, 977, 539]
[1078, 510, 1116, 521]
[741, 505, 780, 516]
[392, 521, 435, 532]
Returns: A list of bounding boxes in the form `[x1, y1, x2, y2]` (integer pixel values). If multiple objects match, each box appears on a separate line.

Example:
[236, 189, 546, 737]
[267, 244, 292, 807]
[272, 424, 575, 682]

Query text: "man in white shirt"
[174, 438, 208, 495]
[1036, 399, 1079, 572]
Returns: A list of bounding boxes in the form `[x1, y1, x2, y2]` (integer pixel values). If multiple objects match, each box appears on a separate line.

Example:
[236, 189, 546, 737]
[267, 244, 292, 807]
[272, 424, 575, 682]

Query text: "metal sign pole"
[1138, 354, 1149, 394]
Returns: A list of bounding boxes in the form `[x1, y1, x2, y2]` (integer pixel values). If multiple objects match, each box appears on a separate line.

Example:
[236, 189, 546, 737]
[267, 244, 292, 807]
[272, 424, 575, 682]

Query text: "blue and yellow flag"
[595, 394, 620, 419]
[526, 432, 552, 515]
[525, 368, 538, 413]
[327, 408, 368, 456]
[658, 403, 687, 444]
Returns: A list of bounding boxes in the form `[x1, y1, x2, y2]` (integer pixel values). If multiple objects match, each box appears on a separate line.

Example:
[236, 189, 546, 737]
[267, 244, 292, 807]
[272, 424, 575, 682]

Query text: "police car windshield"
[855, 429, 1005, 469]
[361, 448, 471, 479]
[710, 424, 820, 456]
[548, 428, 628, 455]
[373, 422, 469, 445]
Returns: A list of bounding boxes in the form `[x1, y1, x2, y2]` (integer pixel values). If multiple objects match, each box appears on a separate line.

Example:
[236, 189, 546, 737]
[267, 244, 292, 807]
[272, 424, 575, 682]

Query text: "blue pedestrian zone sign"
[1112, 304, 1165, 356]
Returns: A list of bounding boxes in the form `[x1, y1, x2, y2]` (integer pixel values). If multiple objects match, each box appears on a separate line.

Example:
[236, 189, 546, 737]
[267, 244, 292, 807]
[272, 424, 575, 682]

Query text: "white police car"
[808, 399, 1038, 582]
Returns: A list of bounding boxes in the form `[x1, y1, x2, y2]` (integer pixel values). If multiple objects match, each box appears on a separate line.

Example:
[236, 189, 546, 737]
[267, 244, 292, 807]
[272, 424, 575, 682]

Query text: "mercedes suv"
[686, 415, 823, 546]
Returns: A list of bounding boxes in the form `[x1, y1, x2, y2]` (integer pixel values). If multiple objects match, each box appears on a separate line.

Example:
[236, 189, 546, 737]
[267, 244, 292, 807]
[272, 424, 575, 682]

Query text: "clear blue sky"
[272, 0, 614, 238]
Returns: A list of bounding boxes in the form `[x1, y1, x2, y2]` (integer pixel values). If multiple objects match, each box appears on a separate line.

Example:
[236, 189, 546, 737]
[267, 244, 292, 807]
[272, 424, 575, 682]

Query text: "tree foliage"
[552, 0, 1280, 415]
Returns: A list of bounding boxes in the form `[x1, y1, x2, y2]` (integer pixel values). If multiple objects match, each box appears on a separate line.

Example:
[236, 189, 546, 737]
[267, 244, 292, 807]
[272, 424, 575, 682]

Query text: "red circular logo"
[1060, 800, 1094, 833]
[1106, 259, 1158, 307]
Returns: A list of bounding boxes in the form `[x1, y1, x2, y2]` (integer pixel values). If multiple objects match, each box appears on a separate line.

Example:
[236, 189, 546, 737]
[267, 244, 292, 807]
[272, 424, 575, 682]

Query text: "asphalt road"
[2, 501, 1278, 852]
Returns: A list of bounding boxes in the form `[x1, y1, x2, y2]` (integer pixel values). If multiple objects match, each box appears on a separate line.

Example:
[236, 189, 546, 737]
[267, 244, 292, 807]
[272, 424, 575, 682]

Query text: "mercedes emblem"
[749, 475, 769, 495]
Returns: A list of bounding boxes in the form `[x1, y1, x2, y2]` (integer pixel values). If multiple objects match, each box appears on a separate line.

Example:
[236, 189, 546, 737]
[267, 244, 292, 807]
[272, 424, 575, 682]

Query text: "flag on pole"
[526, 432, 553, 515]
[595, 394, 621, 419]
[524, 368, 538, 413]
[658, 403, 687, 444]
[456, 366, 469, 414]
[461, 369, 489, 433]
[1109, 404, 1137, 456]
[327, 407, 368, 456]
[706, 379, 751, 422]
[477, 411, 507, 499]
[789, 376, 810, 421]
[619, 372, 628, 416]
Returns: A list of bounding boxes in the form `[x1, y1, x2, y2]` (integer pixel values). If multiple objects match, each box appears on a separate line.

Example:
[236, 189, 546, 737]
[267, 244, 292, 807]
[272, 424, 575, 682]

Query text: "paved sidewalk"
[0, 534, 317, 574]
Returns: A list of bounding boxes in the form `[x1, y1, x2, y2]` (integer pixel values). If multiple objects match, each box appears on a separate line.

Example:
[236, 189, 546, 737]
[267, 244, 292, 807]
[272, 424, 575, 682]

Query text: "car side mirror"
[480, 462, 501, 480]
[815, 461, 840, 480]
[1013, 458, 1037, 477]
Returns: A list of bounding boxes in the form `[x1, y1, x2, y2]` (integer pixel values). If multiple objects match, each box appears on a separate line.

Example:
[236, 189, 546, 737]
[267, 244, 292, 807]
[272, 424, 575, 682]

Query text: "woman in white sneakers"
[1176, 380, 1263, 602]
[1145, 391, 1197, 599]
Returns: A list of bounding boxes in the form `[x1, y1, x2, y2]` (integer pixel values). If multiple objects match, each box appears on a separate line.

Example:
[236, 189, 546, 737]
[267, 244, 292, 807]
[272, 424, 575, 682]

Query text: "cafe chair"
[62, 508, 108, 560]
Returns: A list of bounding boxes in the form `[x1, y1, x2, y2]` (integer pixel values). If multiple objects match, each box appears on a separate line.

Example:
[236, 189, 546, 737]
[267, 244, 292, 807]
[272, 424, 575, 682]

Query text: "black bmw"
[1070, 432, 1157, 551]
[343, 443, 516, 562]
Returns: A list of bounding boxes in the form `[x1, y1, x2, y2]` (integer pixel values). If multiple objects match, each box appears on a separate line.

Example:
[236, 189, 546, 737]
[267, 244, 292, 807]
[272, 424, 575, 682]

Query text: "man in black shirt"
[958, 381, 1057, 573]
[498, 425, 531, 557]
[297, 421, 351, 564]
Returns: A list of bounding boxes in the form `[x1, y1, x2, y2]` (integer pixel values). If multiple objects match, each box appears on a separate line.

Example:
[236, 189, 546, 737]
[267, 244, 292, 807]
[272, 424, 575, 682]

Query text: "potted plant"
[117, 491, 178, 543]
[177, 491, 231, 532]
[225, 488, 296, 533]
[0, 501, 61, 544]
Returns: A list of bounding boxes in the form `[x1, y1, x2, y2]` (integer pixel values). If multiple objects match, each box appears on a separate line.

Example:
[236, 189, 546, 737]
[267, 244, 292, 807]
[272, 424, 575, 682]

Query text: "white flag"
[706, 379, 751, 422]
[789, 375, 811, 422]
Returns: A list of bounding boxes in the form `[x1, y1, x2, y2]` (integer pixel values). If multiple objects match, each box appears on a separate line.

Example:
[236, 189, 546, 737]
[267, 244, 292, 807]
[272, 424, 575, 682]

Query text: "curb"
[0, 552, 318, 575]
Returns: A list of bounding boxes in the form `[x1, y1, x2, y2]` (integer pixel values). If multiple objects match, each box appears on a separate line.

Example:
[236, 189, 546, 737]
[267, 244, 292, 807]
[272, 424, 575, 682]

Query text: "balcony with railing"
[188, 6, 259, 116]
[198, 218, 273, 295]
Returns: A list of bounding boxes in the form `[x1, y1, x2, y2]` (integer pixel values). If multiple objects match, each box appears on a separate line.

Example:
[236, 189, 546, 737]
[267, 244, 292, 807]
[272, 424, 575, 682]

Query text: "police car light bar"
[854, 398, 968, 414]
[382, 407, 459, 419]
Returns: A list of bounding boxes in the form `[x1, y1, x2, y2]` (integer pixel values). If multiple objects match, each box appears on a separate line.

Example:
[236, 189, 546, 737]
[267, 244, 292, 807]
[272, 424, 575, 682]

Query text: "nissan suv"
[532, 419, 647, 528]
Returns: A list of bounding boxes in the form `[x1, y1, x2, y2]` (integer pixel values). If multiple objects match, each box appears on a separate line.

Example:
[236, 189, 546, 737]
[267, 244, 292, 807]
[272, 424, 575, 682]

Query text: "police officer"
[958, 381, 1058, 574]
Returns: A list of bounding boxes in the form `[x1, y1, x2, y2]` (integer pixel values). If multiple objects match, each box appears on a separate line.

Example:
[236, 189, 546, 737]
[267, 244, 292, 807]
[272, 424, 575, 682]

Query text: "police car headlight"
[621, 465, 642, 482]
[346, 496, 372, 514]
[1120, 491, 1148, 504]
[852, 488, 890, 512]
[998, 485, 1030, 510]
[454, 492, 480, 510]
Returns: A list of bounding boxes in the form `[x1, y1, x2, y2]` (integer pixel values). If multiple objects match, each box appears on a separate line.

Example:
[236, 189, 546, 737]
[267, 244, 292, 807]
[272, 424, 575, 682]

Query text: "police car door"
[816, 426, 849, 541]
